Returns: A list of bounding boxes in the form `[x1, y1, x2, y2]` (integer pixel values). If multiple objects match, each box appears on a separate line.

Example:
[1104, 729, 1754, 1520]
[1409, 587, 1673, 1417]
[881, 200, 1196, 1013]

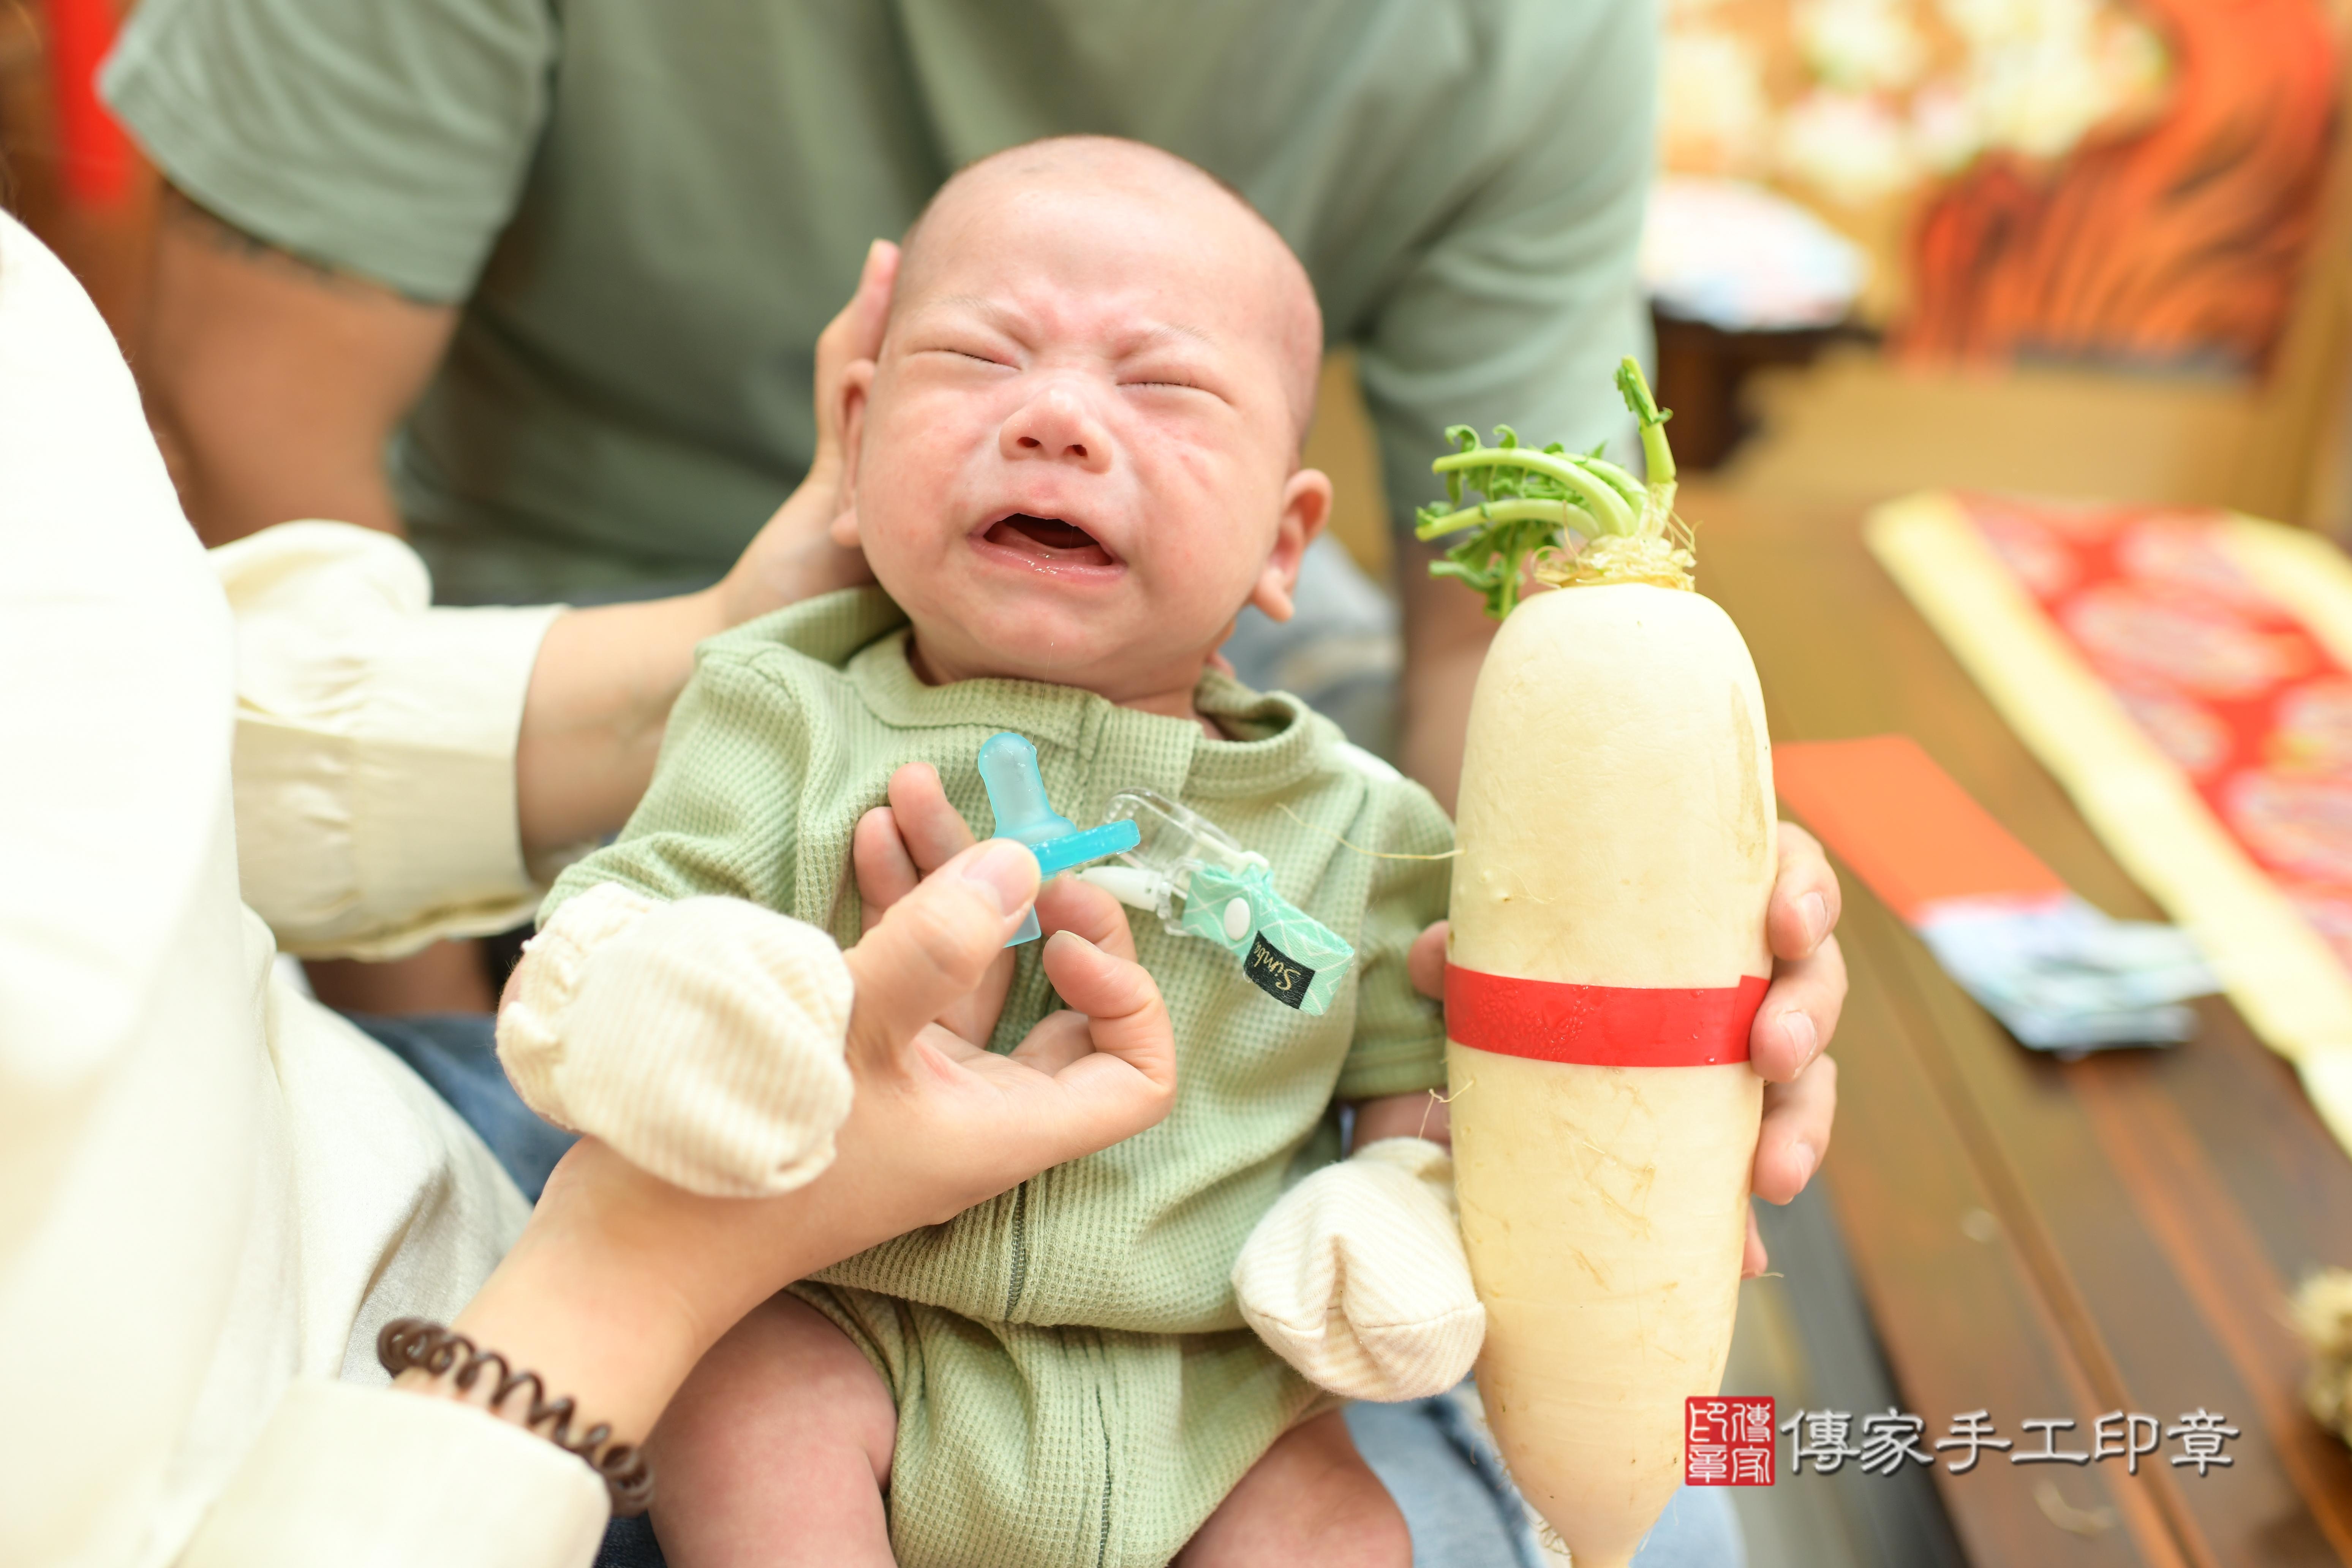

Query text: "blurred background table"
[1697, 480, 2352, 1566]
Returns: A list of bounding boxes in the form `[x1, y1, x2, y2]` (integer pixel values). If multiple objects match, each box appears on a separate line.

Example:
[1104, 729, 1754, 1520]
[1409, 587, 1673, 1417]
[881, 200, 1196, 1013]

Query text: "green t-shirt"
[105, 0, 1654, 605]
[544, 588, 1454, 1332]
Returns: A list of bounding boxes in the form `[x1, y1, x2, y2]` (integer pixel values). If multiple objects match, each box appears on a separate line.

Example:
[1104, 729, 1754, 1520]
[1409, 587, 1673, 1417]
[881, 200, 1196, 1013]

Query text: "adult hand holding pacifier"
[428, 838, 1174, 1449]
[851, 759, 1043, 1056]
[833, 834, 1176, 1230]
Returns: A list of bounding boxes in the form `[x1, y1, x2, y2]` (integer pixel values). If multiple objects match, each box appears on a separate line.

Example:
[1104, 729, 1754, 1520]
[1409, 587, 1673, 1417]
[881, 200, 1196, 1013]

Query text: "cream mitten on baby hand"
[1231, 1136, 1486, 1401]
[496, 882, 855, 1198]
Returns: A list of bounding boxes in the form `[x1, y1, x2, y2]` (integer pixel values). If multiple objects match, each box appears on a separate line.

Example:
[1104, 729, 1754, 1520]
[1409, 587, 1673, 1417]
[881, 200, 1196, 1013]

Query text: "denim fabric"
[1347, 1397, 1747, 1568]
[343, 1011, 577, 1201]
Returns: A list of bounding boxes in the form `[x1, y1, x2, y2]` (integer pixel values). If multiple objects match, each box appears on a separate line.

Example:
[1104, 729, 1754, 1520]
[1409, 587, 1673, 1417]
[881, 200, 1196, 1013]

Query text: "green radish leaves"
[1415, 359, 1683, 619]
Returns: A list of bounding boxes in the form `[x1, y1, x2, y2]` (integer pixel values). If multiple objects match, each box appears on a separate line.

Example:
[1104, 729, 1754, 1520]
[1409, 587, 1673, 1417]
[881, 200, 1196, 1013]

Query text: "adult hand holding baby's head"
[713, 237, 901, 628]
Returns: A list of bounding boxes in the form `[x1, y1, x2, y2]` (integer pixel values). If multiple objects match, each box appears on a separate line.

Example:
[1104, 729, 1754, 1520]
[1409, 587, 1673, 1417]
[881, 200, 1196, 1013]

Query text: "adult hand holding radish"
[1395, 822, 1843, 1281]
[1410, 363, 1843, 1567]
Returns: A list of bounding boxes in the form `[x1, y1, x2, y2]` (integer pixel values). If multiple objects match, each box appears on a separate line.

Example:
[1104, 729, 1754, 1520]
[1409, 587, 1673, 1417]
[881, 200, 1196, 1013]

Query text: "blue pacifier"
[977, 732, 1141, 944]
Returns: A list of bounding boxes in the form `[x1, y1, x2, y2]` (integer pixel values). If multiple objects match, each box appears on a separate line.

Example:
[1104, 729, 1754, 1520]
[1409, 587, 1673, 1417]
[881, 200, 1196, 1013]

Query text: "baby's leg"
[1175, 1409, 1410, 1568]
[649, 1292, 898, 1568]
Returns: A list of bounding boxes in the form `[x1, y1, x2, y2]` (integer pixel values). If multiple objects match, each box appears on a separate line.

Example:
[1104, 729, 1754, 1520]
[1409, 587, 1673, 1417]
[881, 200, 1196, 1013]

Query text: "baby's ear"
[832, 360, 880, 546]
[1247, 468, 1333, 623]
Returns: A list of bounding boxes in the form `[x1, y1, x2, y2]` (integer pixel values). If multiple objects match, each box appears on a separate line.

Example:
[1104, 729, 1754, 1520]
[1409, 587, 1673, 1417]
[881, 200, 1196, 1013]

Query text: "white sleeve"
[212, 521, 569, 959]
[177, 1381, 608, 1568]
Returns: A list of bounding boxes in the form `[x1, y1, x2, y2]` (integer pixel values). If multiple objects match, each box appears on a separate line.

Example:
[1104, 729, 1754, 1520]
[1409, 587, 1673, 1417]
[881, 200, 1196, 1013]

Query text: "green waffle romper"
[545, 588, 1453, 1568]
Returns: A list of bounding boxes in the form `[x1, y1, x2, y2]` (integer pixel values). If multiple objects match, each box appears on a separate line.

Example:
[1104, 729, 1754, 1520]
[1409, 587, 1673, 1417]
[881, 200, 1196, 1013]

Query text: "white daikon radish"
[1418, 364, 1774, 1566]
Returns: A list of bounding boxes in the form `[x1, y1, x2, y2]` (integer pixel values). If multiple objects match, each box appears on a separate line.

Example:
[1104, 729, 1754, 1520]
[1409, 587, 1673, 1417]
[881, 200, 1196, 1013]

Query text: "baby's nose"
[1001, 384, 1113, 471]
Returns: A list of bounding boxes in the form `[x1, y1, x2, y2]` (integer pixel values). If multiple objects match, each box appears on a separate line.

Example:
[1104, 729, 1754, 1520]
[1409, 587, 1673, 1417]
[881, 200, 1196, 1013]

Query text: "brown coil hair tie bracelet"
[378, 1317, 654, 1515]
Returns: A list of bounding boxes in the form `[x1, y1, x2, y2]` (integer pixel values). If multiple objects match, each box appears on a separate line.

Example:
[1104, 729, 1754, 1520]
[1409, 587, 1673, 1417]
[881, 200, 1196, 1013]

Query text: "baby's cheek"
[1154, 517, 1279, 630]
[850, 479, 956, 613]
[860, 423, 966, 544]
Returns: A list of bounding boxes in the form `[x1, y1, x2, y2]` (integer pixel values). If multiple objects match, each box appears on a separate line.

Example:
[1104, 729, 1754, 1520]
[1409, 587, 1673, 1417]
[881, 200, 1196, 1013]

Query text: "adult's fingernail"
[1781, 1009, 1818, 1065]
[1799, 891, 1827, 948]
[961, 840, 1036, 915]
[1791, 1140, 1818, 1188]
[1045, 928, 1099, 960]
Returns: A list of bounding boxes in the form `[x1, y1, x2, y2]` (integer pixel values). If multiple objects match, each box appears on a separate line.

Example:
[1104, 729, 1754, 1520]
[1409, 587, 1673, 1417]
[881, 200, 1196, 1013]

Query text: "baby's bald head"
[891, 136, 1323, 439]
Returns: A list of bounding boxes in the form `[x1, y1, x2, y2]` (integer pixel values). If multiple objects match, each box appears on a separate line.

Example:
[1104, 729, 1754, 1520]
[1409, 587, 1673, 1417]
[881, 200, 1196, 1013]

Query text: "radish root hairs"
[1274, 801, 1461, 860]
[1413, 358, 1694, 615]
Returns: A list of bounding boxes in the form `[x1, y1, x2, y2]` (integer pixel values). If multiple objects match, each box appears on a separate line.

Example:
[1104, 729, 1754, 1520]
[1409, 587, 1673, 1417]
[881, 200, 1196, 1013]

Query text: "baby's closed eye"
[1116, 371, 1230, 408]
[915, 345, 1016, 370]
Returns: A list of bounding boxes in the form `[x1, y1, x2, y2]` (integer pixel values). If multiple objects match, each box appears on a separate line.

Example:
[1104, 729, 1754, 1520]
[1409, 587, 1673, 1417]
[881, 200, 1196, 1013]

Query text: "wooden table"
[1691, 482, 2352, 1566]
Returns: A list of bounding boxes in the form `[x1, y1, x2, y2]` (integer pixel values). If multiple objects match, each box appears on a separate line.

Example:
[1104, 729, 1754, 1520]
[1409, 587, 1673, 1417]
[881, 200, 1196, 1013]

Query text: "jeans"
[1346, 1397, 1745, 1568]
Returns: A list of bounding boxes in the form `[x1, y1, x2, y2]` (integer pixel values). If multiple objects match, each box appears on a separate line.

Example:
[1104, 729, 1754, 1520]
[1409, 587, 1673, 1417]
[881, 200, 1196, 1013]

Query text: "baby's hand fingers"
[888, 762, 977, 875]
[1035, 876, 1139, 962]
[1038, 931, 1176, 1102]
[853, 805, 922, 936]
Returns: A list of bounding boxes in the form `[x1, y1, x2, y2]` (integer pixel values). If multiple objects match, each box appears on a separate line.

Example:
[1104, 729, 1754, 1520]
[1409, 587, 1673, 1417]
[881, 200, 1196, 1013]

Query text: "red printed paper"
[1775, 734, 2068, 922]
[1957, 496, 2352, 971]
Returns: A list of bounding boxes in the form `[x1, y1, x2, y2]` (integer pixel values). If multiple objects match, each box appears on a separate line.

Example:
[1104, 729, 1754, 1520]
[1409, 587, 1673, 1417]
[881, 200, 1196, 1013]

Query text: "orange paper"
[1774, 735, 2067, 922]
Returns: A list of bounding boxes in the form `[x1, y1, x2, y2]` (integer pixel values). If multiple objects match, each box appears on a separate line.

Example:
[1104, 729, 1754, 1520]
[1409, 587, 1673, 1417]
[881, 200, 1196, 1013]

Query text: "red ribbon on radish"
[1443, 966, 1767, 1067]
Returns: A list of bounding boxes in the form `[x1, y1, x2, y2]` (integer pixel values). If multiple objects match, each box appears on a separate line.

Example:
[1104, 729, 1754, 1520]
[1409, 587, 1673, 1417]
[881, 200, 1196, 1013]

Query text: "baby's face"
[839, 169, 1328, 706]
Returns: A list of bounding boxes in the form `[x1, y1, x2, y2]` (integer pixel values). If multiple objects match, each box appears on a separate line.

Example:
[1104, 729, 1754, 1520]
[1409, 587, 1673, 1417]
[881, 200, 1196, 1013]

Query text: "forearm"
[1396, 561, 1501, 814]
[503, 227, 886, 857]
[404, 1141, 863, 1446]
[515, 590, 729, 859]
[141, 189, 454, 545]
[515, 484, 878, 858]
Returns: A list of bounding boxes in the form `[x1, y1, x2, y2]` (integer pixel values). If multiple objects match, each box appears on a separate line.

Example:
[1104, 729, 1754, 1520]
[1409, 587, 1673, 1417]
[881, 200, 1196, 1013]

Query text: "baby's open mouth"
[981, 514, 1118, 570]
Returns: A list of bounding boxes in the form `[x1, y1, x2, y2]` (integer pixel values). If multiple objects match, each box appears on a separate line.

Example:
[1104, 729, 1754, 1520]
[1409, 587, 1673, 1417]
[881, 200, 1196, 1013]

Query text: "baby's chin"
[899, 612, 1220, 708]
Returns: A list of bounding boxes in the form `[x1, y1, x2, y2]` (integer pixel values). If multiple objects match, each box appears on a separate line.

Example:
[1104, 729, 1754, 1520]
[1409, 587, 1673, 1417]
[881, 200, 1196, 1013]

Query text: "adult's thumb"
[842, 838, 1037, 1060]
